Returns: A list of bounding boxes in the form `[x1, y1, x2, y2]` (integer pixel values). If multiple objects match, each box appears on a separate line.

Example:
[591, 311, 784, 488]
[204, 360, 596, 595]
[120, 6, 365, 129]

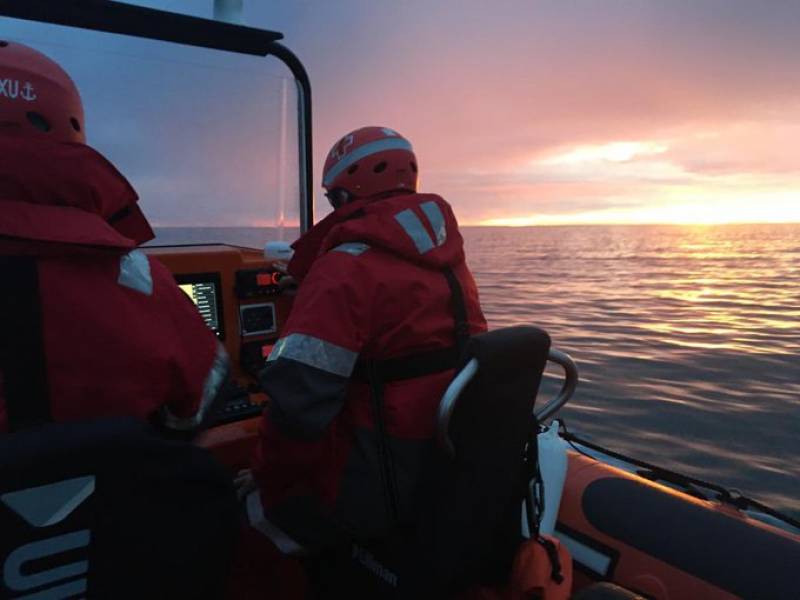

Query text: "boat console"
[143, 243, 296, 466]
[145, 244, 292, 383]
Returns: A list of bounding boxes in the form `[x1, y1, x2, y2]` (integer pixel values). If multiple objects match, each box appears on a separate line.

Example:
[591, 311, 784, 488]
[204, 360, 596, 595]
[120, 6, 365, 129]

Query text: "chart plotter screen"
[175, 273, 223, 338]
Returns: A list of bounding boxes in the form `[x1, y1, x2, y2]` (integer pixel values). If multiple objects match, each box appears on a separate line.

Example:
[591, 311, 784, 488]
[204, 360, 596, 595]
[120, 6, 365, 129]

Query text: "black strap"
[0, 257, 52, 431]
[442, 267, 470, 356]
[107, 205, 132, 224]
[366, 361, 400, 526]
[353, 268, 469, 382]
[363, 266, 472, 528]
[352, 345, 460, 383]
[536, 535, 565, 584]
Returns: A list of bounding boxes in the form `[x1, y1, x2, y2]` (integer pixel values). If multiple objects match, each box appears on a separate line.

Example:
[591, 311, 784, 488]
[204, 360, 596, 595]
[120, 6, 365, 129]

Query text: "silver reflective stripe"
[332, 242, 370, 256]
[162, 342, 229, 431]
[246, 491, 307, 556]
[117, 249, 152, 295]
[394, 209, 435, 254]
[267, 333, 357, 378]
[420, 201, 447, 247]
[323, 137, 414, 186]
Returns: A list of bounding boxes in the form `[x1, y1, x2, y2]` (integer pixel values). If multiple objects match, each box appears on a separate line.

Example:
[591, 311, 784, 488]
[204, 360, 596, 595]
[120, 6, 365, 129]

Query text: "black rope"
[524, 421, 544, 537]
[558, 420, 800, 531]
[535, 535, 565, 584]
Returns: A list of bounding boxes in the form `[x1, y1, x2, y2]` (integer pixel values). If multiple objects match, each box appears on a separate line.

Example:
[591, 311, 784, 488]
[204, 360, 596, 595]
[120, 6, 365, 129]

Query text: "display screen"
[175, 274, 223, 338]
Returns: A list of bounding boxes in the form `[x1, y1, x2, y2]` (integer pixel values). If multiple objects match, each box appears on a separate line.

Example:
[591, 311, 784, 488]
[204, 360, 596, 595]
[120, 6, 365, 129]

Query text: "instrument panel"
[144, 244, 293, 384]
[144, 244, 295, 464]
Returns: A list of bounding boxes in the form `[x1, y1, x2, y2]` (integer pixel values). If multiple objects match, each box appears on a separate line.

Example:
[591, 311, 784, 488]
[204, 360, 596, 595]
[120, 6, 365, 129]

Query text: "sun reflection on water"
[464, 223, 800, 515]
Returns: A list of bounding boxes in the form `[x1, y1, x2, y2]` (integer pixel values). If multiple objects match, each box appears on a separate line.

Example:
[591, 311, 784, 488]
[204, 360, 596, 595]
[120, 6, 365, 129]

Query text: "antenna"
[213, 0, 243, 24]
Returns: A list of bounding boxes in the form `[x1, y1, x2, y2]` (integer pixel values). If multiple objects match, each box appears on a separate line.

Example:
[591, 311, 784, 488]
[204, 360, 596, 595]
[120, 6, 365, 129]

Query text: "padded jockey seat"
[0, 418, 239, 600]
[0, 256, 238, 599]
[315, 325, 551, 598]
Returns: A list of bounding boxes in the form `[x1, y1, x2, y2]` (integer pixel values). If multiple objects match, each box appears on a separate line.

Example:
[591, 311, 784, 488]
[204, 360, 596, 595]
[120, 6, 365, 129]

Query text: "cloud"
[3, 0, 800, 225]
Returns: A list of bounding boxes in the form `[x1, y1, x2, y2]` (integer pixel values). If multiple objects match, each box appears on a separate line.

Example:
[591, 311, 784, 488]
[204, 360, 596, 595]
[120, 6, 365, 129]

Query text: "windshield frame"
[1, 0, 314, 234]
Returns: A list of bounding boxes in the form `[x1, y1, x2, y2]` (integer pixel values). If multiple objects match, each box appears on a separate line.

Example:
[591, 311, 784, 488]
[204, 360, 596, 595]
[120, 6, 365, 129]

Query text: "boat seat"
[0, 417, 239, 600]
[315, 325, 552, 598]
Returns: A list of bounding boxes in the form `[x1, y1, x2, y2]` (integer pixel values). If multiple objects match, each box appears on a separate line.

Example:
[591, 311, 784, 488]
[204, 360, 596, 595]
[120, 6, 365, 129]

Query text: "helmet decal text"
[0, 79, 36, 101]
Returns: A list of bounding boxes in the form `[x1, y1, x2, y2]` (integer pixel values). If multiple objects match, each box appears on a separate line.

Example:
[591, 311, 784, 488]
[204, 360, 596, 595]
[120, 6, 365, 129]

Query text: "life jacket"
[251, 192, 487, 549]
[0, 137, 226, 433]
[0, 136, 154, 250]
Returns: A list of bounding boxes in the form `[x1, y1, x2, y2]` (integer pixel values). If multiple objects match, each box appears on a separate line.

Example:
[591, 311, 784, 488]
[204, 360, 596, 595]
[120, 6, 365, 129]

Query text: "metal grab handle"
[535, 349, 579, 423]
[436, 348, 578, 458]
[436, 358, 479, 458]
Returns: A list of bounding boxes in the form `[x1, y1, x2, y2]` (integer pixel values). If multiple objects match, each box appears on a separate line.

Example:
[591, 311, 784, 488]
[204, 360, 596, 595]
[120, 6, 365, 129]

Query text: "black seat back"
[321, 326, 552, 597]
[0, 417, 239, 600]
[415, 325, 551, 591]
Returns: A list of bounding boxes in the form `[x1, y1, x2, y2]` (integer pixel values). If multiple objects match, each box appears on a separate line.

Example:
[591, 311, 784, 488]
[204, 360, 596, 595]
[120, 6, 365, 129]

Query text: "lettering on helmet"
[329, 134, 354, 162]
[0, 79, 36, 101]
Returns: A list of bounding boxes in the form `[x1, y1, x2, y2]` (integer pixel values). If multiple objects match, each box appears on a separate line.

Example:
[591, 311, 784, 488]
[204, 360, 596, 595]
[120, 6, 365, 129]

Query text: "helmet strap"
[326, 187, 352, 209]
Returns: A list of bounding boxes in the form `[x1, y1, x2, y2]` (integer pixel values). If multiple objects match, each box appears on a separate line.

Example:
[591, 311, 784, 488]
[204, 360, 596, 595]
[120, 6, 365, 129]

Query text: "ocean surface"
[153, 224, 800, 517]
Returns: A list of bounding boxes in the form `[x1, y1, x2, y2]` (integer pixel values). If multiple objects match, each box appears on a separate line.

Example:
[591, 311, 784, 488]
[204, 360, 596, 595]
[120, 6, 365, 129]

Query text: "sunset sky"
[5, 1, 800, 226]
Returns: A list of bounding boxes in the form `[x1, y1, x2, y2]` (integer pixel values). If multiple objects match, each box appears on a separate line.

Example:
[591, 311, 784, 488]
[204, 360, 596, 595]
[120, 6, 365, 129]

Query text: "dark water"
[154, 224, 800, 516]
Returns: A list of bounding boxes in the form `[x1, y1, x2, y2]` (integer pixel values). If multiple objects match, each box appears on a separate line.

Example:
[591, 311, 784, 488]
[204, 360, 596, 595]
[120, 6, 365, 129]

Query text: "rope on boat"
[556, 420, 800, 532]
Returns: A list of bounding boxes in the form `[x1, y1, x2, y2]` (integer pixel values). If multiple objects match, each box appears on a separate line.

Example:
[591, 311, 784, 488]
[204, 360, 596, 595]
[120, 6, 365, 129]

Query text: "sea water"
[152, 224, 800, 516]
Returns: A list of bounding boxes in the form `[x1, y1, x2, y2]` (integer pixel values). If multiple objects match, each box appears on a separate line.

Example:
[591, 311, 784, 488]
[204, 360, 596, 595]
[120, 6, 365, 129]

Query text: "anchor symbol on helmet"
[21, 81, 37, 101]
[330, 134, 354, 161]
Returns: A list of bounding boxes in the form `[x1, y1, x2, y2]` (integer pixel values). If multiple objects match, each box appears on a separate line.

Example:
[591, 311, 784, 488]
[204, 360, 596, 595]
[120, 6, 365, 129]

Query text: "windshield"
[8, 19, 302, 248]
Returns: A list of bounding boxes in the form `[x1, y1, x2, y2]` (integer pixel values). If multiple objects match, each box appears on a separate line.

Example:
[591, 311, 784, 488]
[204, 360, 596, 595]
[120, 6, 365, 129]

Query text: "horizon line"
[152, 221, 800, 229]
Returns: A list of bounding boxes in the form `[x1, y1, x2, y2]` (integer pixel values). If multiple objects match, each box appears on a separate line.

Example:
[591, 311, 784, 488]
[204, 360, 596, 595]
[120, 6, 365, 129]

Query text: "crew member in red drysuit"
[0, 41, 227, 433]
[247, 126, 487, 551]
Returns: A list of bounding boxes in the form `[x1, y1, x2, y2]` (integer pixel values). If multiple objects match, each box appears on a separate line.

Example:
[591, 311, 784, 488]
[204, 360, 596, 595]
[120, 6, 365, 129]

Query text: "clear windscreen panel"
[7, 18, 301, 249]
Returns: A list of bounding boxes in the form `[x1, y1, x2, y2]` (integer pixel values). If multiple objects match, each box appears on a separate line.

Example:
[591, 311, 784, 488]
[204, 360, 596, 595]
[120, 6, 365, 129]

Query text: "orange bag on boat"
[509, 535, 572, 600]
[459, 535, 573, 600]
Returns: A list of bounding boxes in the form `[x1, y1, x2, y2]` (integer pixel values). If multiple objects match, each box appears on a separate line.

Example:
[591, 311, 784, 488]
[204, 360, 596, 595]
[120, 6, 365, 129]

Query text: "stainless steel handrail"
[536, 349, 579, 423]
[436, 358, 479, 458]
[436, 348, 578, 458]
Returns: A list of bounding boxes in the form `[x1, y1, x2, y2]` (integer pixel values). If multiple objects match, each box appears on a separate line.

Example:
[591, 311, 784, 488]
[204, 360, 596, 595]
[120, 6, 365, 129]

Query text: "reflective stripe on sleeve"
[323, 137, 414, 186]
[267, 333, 358, 378]
[331, 242, 370, 256]
[246, 491, 307, 556]
[117, 250, 153, 295]
[420, 201, 447, 247]
[161, 342, 229, 431]
[394, 209, 435, 254]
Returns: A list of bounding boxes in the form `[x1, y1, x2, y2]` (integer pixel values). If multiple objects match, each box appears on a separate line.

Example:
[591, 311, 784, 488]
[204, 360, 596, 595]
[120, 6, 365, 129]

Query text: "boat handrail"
[0, 0, 314, 233]
[437, 348, 579, 457]
[535, 349, 579, 423]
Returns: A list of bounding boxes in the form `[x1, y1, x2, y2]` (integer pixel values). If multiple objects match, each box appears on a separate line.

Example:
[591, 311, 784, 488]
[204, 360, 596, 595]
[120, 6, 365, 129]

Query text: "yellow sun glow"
[539, 141, 668, 166]
[480, 189, 800, 226]
[477, 139, 800, 226]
